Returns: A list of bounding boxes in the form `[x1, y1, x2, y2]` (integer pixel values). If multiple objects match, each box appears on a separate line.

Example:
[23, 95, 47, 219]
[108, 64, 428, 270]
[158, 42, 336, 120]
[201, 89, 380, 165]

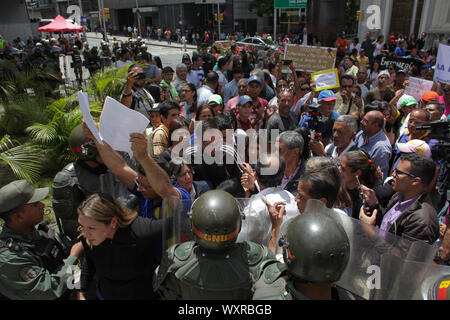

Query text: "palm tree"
[0, 135, 44, 183]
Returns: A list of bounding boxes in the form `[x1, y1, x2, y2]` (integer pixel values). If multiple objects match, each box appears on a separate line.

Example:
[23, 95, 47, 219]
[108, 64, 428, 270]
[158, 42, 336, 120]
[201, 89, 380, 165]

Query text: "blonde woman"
[77, 193, 166, 300]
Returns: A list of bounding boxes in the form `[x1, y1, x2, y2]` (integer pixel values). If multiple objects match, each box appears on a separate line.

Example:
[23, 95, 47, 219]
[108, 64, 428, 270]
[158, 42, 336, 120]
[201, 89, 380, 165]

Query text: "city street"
[60, 31, 198, 84]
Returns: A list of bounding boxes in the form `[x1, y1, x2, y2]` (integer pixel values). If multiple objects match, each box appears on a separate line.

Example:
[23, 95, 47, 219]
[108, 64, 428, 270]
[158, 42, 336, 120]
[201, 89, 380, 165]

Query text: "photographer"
[299, 89, 340, 148]
[121, 64, 155, 120]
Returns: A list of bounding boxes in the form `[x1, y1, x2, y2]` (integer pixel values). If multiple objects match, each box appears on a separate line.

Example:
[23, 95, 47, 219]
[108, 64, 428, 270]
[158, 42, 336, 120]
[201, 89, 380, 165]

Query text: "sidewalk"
[85, 32, 198, 50]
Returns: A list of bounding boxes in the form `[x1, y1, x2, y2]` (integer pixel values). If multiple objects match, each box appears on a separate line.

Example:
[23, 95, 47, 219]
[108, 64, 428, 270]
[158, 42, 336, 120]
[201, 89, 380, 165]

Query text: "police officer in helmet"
[52, 124, 135, 240]
[153, 189, 277, 300]
[0, 180, 83, 300]
[253, 199, 350, 300]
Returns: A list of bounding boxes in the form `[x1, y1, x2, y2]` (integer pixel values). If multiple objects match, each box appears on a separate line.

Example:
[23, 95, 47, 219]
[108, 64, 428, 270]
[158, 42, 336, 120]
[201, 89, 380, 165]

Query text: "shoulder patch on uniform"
[174, 241, 195, 261]
[19, 266, 37, 282]
[263, 262, 288, 285]
[246, 241, 263, 266]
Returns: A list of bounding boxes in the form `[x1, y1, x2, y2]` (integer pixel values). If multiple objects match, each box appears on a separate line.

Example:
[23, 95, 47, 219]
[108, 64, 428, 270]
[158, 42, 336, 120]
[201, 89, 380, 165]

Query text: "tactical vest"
[154, 241, 276, 300]
[0, 222, 69, 273]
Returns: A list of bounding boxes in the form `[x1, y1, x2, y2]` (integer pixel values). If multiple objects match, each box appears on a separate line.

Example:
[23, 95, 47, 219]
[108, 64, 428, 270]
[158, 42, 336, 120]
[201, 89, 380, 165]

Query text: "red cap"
[421, 91, 439, 102]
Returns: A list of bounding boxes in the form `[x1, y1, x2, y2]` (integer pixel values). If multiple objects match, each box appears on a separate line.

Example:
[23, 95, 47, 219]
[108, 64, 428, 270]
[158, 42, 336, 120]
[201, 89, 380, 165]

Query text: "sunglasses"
[393, 168, 418, 179]
[300, 87, 310, 91]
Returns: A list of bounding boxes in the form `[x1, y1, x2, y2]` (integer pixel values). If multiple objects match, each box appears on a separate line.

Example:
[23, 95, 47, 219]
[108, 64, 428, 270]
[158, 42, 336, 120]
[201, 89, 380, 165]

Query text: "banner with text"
[376, 55, 424, 75]
[434, 43, 450, 85]
[284, 45, 337, 73]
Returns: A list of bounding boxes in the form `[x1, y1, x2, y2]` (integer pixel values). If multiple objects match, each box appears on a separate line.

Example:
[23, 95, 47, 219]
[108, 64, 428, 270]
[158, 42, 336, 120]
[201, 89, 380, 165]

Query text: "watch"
[122, 91, 132, 97]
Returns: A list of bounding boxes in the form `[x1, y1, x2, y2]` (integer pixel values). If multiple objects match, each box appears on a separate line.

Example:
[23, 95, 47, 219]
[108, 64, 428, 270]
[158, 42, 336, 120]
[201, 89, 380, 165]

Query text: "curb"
[86, 34, 197, 50]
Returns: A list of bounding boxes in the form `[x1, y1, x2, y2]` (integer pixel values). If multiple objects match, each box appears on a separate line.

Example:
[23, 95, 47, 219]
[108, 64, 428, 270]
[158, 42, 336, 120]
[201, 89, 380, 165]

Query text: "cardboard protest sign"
[284, 45, 336, 72]
[434, 43, 450, 84]
[311, 68, 340, 91]
[405, 77, 433, 101]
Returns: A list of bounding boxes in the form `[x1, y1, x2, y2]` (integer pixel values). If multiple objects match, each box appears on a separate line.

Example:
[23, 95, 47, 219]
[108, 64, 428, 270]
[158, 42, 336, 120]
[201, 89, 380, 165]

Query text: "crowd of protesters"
[0, 24, 449, 300]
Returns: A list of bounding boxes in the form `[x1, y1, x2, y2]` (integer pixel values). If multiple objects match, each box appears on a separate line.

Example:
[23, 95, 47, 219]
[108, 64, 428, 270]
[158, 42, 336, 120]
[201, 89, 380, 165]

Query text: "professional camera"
[416, 121, 450, 163]
[306, 102, 333, 140]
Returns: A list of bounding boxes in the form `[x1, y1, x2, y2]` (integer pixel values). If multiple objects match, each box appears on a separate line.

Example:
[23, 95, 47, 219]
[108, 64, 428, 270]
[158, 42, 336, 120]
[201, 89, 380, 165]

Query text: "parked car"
[235, 37, 278, 51]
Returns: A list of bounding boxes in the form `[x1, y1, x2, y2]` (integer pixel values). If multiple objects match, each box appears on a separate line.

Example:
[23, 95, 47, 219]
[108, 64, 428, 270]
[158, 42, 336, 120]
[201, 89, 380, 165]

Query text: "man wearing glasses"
[334, 74, 364, 117]
[359, 153, 439, 245]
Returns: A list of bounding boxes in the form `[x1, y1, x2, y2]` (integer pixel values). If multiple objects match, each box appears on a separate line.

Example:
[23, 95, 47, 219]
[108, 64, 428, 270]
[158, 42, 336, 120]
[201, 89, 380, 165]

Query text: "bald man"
[355, 110, 392, 178]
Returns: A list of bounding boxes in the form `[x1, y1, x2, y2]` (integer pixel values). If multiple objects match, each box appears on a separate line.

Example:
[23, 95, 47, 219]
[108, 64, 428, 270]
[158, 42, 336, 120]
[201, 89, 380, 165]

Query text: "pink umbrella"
[38, 14, 82, 32]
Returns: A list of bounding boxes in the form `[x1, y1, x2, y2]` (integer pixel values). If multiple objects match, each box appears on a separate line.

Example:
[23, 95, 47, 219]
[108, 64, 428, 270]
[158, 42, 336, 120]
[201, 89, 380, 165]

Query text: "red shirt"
[335, 39, 348, 52]
[236, 113, 252, 131]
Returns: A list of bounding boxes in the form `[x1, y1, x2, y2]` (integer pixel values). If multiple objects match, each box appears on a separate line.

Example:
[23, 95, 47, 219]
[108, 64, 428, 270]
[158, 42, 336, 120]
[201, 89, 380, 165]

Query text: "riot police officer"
[68, 45, 83, 85]
[52, 124, 136, 240]
[252, 200, 350, 300]
[153, 190, 277, 299]
[99, 41, 113, 69]
[0, 180, 83, 300]
[86, 46, 101, 76]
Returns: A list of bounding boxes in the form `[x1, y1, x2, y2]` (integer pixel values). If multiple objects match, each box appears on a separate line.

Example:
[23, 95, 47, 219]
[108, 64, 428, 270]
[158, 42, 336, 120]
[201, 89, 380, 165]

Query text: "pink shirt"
[439, 96, 450, 117]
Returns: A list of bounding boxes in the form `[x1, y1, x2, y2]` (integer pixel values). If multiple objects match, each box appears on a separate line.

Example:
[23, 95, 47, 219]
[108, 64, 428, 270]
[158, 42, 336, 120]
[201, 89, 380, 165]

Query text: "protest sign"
[376, 55, 423, 75]
[284, 45, 336, 72]
[434, 43, 450, 84]
[311, 68, 340, 91]
[405, 77, 433, 101]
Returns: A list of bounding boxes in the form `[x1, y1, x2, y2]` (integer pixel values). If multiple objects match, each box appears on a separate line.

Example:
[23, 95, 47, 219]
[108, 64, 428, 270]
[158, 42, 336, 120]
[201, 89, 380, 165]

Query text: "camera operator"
[121, 64, 155, 120]
[299, 89, 340, 148]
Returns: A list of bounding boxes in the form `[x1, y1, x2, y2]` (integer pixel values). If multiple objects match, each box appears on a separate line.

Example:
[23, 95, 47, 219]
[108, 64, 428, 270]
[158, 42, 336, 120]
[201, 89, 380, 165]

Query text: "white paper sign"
[434, 43, 450, 84]
[405, 77, 433, 101]
[311, 68, 340, 91]
[77, 91, 103, 144]
[99, 96, 150, 157]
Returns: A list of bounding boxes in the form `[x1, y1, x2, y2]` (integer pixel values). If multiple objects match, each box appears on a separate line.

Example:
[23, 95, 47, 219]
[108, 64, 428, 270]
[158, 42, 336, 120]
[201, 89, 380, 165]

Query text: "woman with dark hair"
[169, 160, 211, 200]
[181, 83, 198, 121]
[152, 56, 163, 74]
[77, 193, 166, 300]
[339, 150, 382, 219]
[159, 117, 190, 162]
[188, 103, 215, 134]
[368, 60, 380, 88]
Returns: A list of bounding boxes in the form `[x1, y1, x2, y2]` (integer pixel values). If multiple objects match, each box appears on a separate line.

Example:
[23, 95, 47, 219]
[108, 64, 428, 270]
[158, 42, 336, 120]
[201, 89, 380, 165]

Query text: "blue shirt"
[394, 46, 405, 57]
[355, 129, 392, 179]
[223, 79, 239, 103]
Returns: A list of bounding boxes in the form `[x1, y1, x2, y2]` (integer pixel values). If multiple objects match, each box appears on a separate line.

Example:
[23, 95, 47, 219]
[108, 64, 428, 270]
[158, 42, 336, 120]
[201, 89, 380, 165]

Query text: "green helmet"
[280, 201, 350, 283]
[68, 124, 98, 162]
[191, 190, 241, 252]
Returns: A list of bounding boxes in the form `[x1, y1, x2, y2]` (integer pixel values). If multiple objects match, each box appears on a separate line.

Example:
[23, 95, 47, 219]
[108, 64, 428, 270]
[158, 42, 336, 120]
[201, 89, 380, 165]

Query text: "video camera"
[416, 121, 450, 163]
[306, 102, 333, 140]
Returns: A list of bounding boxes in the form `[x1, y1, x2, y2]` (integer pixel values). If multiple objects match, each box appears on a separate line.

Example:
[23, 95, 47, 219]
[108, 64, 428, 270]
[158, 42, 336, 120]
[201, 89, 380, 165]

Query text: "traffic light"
[220, 13, 223, 21]
[104, 8, 110, 19]
[214, 13, 218, 21]
[356, 10, 360, 21]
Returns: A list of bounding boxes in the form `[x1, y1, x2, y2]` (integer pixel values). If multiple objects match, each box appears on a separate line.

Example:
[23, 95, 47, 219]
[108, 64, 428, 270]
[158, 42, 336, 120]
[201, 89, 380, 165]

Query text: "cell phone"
[283, 60, 292, 65]
[136, 72, 146, 79]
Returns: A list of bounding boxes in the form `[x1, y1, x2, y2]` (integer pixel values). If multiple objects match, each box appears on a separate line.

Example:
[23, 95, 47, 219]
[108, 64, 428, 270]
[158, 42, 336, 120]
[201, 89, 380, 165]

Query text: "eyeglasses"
[393, 168, 418, 179]
[300, 87, 310, 91]
[280, 88, 293, 93]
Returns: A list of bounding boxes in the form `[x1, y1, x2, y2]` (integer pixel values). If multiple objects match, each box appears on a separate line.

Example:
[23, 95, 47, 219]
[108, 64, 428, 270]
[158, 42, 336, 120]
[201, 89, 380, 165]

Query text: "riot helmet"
[279, 199, 350, 283]
[191, 190, 242, 252]
[68, 124, 99, 162]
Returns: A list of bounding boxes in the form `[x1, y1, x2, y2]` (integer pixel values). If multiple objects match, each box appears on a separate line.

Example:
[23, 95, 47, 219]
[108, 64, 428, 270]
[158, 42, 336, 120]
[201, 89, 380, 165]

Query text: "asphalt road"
[60, 32, 197, 84]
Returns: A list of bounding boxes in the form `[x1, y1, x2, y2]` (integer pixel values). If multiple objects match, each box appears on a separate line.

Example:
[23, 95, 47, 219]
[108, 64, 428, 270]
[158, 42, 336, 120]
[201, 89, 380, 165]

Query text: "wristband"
[122, 91, 132, 97]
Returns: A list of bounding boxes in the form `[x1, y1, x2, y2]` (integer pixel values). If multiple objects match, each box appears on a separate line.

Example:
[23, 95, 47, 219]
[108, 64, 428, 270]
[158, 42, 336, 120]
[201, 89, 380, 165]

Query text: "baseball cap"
[318, 90, 337, 102]
[162, 66, 174, 73]
[208, 94, 223, 106]
[399, 96, 418, 108]
[378, 70, 390, 79]
[421, 90, 439, 103]
[0, 180, 49, 214]
[150, 103, 160, 112]
[397, 139, 431, 158]
[248, 75, 262, 85]
[238, 95, 252, 106]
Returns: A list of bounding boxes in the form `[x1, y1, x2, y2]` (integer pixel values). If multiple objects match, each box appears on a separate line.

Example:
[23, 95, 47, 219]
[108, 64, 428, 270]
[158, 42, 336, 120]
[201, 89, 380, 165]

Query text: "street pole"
[97, 0, 103, 36]
[78, 0, 87, 41]
[136, 0, 141, 37]
[101, 0, 108, 41]
[409, 0, 419, 36]
[217, 3, 220, 40]
[274, 8, 276, 43]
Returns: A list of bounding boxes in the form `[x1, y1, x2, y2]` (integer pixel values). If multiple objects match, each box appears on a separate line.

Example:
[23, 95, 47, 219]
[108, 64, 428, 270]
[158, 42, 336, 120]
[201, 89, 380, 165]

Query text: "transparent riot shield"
[161, 196, 250, 253]
[333, 210, 437, 300]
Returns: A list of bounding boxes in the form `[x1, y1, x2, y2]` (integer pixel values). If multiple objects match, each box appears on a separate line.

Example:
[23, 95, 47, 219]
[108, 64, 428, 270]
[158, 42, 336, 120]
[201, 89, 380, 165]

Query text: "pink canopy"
[38, 14, 82, 32]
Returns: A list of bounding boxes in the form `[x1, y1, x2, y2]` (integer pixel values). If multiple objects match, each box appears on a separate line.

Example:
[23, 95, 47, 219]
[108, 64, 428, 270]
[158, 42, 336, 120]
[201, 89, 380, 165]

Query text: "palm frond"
[0, 141, 44, 183]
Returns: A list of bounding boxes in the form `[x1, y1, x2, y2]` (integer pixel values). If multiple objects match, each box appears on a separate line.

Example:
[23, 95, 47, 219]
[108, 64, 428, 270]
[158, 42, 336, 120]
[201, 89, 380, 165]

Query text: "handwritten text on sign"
[284, 45, 336, 73]
[405, 77, 433, 102]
